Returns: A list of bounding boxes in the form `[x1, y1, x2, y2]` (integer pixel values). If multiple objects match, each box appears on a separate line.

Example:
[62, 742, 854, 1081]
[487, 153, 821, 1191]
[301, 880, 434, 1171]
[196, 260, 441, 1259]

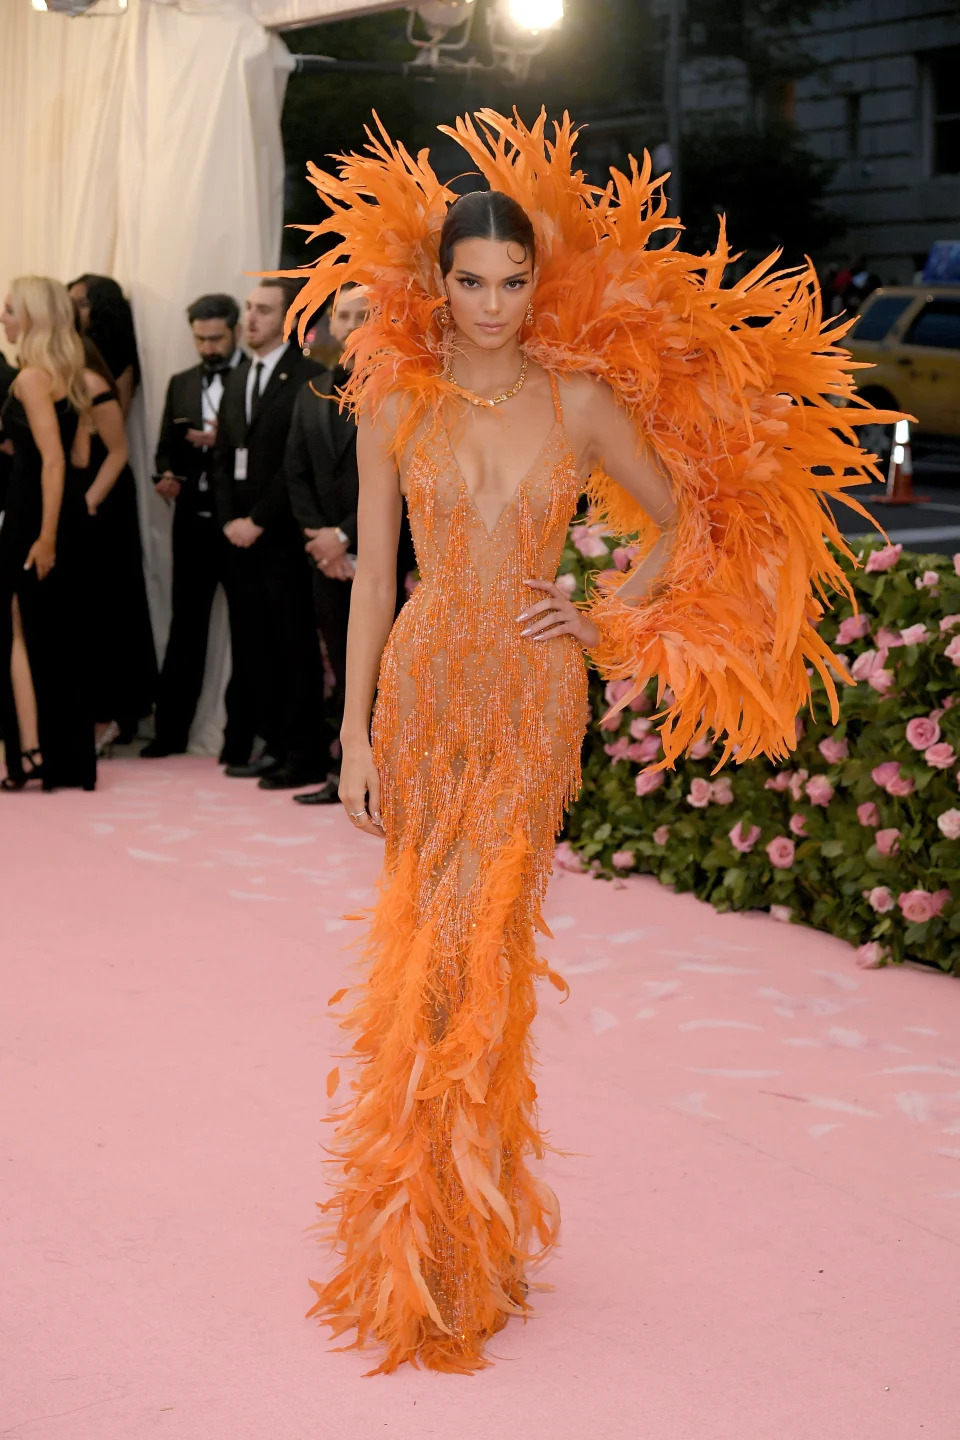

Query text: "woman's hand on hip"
[517, 578, 599, 649]
[339, 740, 385, 839]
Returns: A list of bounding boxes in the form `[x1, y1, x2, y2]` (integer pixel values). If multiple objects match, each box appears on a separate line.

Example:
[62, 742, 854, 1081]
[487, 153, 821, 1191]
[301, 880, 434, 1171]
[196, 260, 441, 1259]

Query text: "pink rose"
[936, 808, 960, 839]
[932, 888, 951, 916]
[572, 524, 610, 557]
[856, 941, 889, 968]
[866, 885, 895, 913]
[857, 801, 879, 827]
[864, 543, 902, 573]
[940, 615, 960, 634]
[688, 736, 714, 760]
[898, 889, 937, 923]
[662, 687, 676, 707]
[851, 648, 883, 681]
[805, 775, 834, 806]
[554, 572, 577, 597]
[875, 828, 901, 856]
[553, 841, 584, 873]
[795, 716, 806, 742]
[836, 613, 871, 644]
[900, 623, 930, 645]
[789, 813, 807, 837]
[917, 569, 940, 589]
[764, 772, 792, 792]
[629, 690, 652, 713]
[604, 679, 634, 708]
[710, 777, 735, 806]
[874, 627, 903, 650]
[925, 742, 956, 770]
[945, 635, 960, 669]
[635, 734, 662, 764]
[600, 711, 622, 731]
[954, 553, 960, 576]
[612, 545, 637, 571]
[906, 716, 941, 750]
[687, 777, 713, 808]
[629, 717, 653, 739]
[635, 770, 665, 798]
[818, 736, 849, 763]
[766, 836, 796, 869]
[788, 768, 809, 803]
[769, 904, 793, 923]
[872, 762, 913, 795]
[604, 736, 632, 763]
[947, 696, 959, 710]
[652, 824, 670, 845]
[868, 667, 895, 694]
[729, 821, 761, 853]
[611, 849, 636, 870]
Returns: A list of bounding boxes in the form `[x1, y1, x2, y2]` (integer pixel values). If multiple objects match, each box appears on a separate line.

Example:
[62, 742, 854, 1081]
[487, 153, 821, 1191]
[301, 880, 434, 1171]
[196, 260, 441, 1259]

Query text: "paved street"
[832, 462, 960, 556]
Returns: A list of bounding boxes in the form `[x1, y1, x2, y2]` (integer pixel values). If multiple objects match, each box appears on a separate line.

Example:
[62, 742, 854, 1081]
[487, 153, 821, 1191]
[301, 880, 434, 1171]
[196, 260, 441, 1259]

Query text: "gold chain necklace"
[442, 354, 528, 409]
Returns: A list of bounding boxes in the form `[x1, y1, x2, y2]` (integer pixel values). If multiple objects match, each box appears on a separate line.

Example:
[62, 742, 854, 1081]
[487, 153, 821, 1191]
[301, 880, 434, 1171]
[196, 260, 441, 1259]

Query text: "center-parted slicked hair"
[438, 190, 536, 277]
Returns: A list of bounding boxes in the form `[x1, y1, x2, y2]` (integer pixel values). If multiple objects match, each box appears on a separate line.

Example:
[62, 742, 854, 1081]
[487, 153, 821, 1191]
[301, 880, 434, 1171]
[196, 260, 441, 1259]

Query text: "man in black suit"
[142, 294, 245, 758]
[285, 284, 416, 806]
[211, 278, 326, 789]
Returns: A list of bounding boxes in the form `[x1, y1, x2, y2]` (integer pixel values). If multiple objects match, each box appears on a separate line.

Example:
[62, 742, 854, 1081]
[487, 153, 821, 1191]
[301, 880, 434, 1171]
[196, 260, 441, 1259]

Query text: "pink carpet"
[2, 756, 958, 1439]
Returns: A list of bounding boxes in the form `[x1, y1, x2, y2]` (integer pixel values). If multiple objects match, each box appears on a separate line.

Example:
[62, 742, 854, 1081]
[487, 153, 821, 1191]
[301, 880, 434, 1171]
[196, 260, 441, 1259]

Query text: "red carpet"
[1, 757, 958, 1438]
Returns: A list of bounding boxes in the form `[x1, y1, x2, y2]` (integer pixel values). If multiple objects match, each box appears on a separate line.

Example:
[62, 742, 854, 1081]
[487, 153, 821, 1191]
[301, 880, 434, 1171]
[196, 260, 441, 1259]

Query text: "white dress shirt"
[244, 340, 289, 424]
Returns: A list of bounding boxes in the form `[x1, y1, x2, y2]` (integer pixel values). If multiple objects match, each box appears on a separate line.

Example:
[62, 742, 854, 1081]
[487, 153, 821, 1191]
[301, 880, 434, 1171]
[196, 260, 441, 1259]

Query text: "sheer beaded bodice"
[310, 373, 590, 1375]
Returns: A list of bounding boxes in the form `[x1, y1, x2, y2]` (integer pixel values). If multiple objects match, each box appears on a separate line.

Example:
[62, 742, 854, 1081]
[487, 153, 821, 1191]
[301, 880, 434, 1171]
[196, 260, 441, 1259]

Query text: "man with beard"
[143, 294, 246, 758]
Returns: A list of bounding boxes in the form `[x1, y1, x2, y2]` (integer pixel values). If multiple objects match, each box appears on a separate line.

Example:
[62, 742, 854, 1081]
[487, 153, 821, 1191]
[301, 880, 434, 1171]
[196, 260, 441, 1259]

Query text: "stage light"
[501, 0, 563, 31]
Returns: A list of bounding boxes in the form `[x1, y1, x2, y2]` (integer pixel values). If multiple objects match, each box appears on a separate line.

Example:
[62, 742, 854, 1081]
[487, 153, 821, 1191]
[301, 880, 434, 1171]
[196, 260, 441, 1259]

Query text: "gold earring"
[525, 301, 535, 325]
[438, 299, 451, 326]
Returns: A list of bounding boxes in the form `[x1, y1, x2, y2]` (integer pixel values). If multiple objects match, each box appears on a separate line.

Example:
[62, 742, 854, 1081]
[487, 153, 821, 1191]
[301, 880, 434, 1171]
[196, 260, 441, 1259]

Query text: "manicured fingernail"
[516, 613, 526, 622]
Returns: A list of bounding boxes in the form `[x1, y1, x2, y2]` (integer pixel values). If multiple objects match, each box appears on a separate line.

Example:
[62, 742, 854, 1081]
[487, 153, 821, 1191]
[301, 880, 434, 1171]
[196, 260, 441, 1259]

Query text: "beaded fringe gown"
[308, 374, 589, 1373]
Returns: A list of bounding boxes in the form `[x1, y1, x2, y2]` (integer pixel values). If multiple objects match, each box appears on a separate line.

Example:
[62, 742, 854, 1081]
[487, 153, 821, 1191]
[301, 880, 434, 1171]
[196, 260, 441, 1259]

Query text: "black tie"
[249, 360, 265, 421]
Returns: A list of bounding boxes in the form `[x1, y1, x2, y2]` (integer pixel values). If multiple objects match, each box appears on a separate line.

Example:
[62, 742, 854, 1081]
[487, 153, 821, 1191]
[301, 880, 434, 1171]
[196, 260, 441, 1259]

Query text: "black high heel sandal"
[1, 748, 45, 791]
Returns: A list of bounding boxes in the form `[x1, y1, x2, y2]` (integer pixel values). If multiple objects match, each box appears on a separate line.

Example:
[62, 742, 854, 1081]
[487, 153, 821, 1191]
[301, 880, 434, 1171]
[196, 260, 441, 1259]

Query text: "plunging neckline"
[440, 418, 563, 539]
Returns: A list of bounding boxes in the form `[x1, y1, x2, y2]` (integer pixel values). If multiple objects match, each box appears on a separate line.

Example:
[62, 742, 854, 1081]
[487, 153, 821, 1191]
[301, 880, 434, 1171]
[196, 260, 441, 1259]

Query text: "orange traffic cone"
[876, 420, 928, 505]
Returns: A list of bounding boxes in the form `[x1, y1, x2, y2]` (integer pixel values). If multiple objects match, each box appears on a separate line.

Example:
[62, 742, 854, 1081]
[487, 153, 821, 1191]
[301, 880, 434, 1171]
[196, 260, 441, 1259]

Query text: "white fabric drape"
[0, 0, 291, 753]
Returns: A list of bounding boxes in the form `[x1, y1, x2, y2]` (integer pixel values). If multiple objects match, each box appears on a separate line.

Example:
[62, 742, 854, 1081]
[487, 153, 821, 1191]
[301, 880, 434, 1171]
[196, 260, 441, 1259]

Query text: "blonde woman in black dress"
[0, 276, 127, 790]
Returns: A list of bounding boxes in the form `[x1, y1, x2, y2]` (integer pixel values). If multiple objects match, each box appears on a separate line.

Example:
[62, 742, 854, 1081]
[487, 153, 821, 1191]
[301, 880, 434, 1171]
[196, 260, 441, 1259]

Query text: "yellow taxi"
[845, 285, 960, 461]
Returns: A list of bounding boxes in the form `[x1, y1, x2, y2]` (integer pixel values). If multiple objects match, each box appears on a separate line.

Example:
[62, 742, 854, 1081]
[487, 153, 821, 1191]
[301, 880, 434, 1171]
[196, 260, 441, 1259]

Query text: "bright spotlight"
[31, 0, 48, 10]
[502, 0, 563, 31]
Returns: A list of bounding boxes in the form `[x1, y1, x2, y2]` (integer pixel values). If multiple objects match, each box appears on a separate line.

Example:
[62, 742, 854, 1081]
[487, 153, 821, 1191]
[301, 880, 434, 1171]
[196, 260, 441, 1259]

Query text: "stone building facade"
[680, 0, 960, 282]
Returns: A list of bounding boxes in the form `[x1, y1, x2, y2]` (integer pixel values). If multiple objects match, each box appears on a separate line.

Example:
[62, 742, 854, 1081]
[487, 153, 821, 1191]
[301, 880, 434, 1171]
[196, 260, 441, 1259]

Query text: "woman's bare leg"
[11, 597, 40, 755]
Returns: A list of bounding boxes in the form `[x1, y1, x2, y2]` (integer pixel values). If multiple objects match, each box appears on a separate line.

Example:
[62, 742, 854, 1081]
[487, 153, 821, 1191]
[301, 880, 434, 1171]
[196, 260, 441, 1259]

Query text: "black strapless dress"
[0, 392, 96, 789]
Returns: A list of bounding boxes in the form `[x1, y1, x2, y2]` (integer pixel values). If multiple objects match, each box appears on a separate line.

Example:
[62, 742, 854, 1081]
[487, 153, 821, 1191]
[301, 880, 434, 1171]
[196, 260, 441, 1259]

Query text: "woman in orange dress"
[286, 111, 891, 1375]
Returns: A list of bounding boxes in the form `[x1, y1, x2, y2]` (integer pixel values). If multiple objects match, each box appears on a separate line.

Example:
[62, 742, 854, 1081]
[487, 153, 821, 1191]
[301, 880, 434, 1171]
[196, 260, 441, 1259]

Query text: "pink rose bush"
[559, 527, 960, 974]
[571, 523, 610, 557]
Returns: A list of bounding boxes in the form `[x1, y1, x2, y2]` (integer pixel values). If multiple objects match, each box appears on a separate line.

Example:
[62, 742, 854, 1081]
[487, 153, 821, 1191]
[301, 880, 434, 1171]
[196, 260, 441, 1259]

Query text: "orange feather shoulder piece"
[283, 108, 897, 768]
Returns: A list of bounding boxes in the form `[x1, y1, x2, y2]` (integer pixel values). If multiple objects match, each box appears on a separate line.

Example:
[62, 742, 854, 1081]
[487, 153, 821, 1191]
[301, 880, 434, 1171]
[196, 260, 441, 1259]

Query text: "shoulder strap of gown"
[547, 370, 562, 423]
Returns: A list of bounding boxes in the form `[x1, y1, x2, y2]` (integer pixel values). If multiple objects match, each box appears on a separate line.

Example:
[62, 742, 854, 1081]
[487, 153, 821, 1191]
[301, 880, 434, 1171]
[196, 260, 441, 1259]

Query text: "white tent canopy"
[0, 0, 392, 748]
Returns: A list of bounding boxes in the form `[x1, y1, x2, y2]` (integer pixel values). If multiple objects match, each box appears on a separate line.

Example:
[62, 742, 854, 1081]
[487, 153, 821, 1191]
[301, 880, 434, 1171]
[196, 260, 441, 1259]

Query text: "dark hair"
[69, 273, 140, 389]
[259, 276, 306, 311]
[438, 190, 536, 277]
[187, 293, 240, 328]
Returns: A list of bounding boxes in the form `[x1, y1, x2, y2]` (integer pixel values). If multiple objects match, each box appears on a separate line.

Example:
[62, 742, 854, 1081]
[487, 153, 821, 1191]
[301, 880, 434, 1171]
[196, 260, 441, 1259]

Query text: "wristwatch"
[334, 527, 349, 546]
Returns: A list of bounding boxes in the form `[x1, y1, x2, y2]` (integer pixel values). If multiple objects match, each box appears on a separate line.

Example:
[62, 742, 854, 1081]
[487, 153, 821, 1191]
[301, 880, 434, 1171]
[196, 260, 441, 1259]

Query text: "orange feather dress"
[284, 110, 892, 1375]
